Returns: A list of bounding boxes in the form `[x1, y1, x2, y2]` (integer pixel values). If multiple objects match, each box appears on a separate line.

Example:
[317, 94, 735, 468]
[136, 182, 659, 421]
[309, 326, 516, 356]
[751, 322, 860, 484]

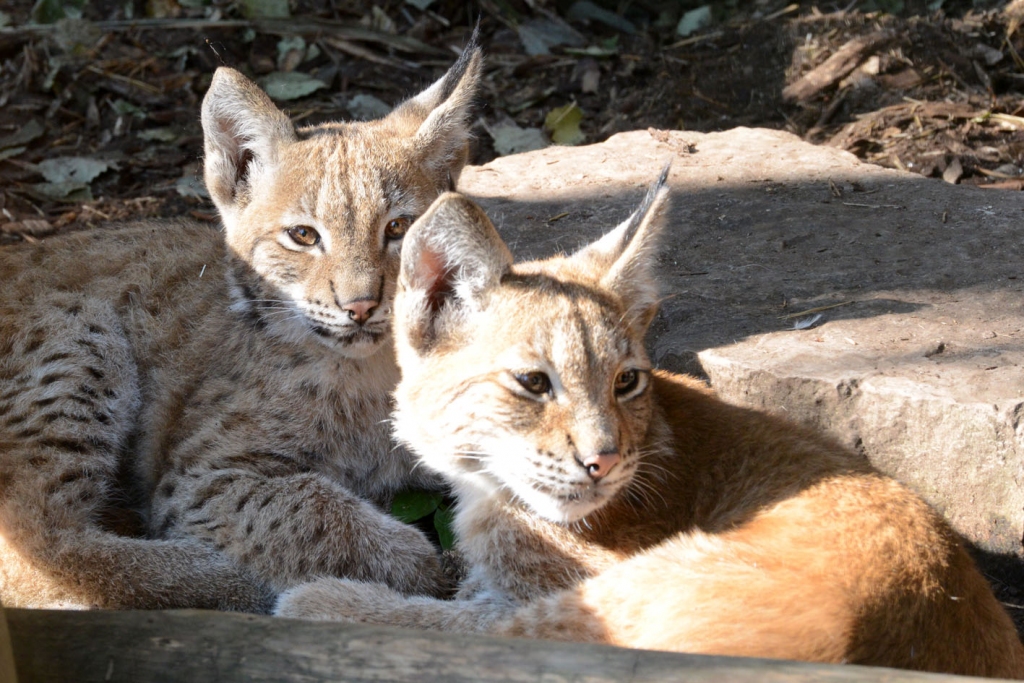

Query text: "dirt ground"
[2, 0, 1024, 242]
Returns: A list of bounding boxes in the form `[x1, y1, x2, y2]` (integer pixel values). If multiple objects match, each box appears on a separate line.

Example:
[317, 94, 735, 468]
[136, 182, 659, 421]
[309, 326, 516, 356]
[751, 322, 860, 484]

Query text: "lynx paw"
[275, 578, 404, 622]
[379, 518, 452, 597]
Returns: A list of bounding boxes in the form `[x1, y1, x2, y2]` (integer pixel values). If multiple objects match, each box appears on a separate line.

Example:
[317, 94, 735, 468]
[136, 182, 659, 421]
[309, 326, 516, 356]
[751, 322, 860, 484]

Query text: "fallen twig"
[780, 300, 854, 320]
[319, 37, 420, 71]
[666, 31, 724, 50]
[783, 30, 897, 103]
[842, 201, 904, 209]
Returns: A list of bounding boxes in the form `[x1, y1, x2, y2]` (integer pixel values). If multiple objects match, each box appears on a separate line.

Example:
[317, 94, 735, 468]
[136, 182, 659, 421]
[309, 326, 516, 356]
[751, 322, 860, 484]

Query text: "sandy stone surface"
[459, 128, 1024, 580]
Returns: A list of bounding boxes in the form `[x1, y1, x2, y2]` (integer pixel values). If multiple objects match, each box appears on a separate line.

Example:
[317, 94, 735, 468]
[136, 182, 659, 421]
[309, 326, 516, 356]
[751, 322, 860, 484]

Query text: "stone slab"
[459, 128, 1024, 573]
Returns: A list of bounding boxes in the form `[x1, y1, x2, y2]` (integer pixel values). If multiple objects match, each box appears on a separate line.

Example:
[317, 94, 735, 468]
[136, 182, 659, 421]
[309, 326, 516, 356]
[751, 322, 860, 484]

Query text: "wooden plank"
[6, 608, 1000, 683]
[0, 607, 17, 683]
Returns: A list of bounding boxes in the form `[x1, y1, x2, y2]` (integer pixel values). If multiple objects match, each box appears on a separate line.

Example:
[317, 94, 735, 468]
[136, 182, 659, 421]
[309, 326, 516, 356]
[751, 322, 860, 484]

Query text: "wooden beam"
[0, 608, 17, 683]
[6, 608, 997, 683]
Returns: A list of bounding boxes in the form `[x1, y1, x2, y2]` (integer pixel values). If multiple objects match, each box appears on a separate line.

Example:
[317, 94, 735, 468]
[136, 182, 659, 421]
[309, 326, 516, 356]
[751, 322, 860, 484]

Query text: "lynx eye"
[384, 216, 413, 241]
[286, 225, 320, 247]
[614, 369, 642, 396]
[515, 371, 551, 396]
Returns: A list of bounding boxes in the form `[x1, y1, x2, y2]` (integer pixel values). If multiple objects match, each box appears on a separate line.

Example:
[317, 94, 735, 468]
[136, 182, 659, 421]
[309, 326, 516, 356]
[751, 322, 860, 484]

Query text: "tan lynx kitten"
[0, 43, 482, 611]
[277, 172, 1024, 677]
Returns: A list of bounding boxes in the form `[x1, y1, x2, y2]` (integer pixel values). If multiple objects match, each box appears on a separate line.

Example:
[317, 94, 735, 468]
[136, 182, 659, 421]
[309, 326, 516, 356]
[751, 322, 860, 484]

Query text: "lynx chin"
[0, 38, 482, 611]
[277, 169, 1024, 678]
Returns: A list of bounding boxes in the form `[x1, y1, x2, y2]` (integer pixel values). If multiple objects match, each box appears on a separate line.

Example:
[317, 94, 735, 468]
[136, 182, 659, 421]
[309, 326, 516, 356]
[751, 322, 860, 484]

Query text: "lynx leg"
[155, 468, 447, 596]
[0, 297, 271, 611]
[276, 576, 513, 633]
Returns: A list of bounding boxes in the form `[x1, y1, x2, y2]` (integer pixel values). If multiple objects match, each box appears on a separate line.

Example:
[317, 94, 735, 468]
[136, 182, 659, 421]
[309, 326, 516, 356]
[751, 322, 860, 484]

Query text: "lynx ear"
[201, 67, 297, 222]
[570, 164, 671, 333]
[387, 30, 483, 185]
[396, 192, 512, 355]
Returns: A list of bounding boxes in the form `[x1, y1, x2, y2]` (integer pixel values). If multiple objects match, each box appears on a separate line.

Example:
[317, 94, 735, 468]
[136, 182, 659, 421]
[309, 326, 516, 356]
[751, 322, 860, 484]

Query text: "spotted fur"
[277, 175, 1024, 678]
[0, 43, 482, 611]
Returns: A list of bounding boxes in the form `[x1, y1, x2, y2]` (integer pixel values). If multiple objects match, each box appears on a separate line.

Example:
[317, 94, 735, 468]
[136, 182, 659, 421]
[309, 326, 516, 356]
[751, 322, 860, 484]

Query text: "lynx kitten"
[277, 171, 1024, 677]
[0, 43, 482, 611]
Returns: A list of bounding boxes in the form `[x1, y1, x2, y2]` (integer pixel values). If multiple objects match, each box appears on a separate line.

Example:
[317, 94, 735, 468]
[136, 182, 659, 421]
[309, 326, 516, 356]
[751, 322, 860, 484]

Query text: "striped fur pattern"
[0, 44, 481, 611]
[277, 178, 1024, 678]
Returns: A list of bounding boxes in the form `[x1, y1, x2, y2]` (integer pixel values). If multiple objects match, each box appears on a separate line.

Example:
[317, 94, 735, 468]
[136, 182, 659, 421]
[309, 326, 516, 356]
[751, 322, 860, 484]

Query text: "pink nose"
[342, 299, 378, 324]
[581, 452, 620, 481]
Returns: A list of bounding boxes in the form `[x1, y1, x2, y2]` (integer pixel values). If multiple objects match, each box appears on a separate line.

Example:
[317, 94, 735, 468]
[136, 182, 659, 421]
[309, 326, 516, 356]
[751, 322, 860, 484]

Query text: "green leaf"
[37, 156, 114, 184]
[563, 44, 618, 58]
[485, 120, 548, 157]
[517, 18, 584, 57]
[564, 1, 634, 34]
[861, 0, 905, 13]
[346, 93, 391, 121]
[175, 172, 209, 199]
[258, 71, 327, 101]
[25, 181, 92, 202]
[31, 0, 86, 23]
[544, 103, 585, 146]
[390, 491, 442, 523]
[0, 147, 26, 162]
[110, 99, 146, 119]
[137, 127, 178, 143]
[676, 5, 712, 37]
[239, 0, 289, 18]
[276, 35, 306, 69]
[0, 120, 44, 151]
[433, 505, 456, 551]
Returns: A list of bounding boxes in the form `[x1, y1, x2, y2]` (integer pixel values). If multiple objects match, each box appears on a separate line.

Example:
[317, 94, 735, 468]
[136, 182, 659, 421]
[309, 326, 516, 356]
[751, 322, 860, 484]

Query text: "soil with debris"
[2, 0, 1024, 241]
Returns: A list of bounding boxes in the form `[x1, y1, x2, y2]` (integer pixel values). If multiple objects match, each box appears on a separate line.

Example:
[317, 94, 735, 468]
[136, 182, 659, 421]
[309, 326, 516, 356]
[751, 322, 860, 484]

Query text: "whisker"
[409, 459, 432, 474]
[258, 311, 307, 321]
[625, 469, 668, 509]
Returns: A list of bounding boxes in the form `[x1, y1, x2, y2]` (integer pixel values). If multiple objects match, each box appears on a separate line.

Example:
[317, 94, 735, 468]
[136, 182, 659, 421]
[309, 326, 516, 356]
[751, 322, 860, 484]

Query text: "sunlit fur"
[0, 44, 481, 611]
[277, 181, 1024, 678]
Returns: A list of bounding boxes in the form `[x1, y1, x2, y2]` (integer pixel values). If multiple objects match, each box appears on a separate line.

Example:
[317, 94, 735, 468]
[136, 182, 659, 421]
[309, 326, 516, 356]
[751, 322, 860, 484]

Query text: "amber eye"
[515, 371, 552, 396]
[286, 225, 320, 247]
[614, 369, 640, 395]
[385, 216, 413, 241]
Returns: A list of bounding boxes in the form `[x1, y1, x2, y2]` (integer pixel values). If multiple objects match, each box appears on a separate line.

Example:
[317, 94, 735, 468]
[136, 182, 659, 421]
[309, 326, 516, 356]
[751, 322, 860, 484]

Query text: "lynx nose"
[581, 451, 620, 482]
[342, 299, 378, 324]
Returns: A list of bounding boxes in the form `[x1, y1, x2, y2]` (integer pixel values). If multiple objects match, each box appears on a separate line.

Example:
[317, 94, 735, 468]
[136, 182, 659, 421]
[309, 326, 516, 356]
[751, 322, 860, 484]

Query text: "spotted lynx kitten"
[277, 172, 1024, 678]
[0, 42, 482, 611]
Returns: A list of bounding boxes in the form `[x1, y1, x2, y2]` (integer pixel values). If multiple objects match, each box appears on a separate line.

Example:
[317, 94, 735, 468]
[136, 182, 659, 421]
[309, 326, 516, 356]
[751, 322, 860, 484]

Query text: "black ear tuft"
[566, 163, 672, 335]
[384, 34, 483, 188]
[616, 161, 671, 250]
[434, 23, 482, 103]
